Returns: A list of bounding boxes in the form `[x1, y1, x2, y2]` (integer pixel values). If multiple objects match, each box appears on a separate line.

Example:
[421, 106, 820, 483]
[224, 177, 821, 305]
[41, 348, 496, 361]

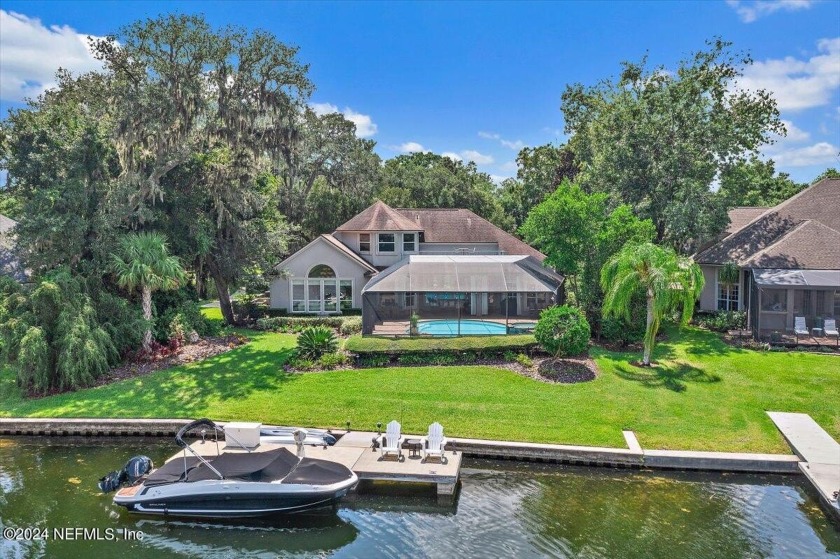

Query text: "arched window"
[309, 264, 336, 278]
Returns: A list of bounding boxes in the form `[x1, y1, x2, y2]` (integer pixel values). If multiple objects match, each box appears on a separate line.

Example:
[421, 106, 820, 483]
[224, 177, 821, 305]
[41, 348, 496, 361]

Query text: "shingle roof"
[725, 207, 769, 236]
[335, 200, 419, 232]
[395, 208, 546, 261]
[695, 178, 840, 269]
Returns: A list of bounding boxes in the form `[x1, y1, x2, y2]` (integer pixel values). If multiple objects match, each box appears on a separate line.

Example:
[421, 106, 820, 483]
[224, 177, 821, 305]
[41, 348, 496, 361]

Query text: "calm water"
[0, 437, 838, 558]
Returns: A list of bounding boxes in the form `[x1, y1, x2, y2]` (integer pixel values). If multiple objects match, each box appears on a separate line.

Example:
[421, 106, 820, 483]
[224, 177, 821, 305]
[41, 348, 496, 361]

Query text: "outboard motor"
[98, 455, 154, 493]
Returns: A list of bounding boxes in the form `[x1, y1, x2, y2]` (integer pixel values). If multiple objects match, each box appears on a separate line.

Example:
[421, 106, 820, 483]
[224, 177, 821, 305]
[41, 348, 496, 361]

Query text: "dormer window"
[403, 233, 416, 252]
[378, 233, 395, 253]
[359, 233, 370, 253]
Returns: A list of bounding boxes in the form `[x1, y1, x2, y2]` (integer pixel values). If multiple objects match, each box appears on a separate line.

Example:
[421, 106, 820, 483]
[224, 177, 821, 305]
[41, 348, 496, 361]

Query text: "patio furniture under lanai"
[360, 255, 564, 336]
[749, 269, 840, 345]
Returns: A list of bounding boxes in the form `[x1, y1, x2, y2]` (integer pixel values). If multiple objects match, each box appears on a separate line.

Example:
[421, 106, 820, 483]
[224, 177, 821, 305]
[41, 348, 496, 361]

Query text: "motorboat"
[110, 419, 358, 518]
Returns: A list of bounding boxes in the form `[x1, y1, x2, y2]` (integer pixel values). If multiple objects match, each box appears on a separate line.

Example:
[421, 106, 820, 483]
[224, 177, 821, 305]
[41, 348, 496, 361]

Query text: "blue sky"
[1, 0, 838, 184]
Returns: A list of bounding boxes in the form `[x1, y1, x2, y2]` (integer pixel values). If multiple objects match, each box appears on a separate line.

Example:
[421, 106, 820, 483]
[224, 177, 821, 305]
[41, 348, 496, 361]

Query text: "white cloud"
[396, 141, 426, 153]
[770, 142, 839, 166]
[738, 37, 840, 111]
[478, 130, 524, 151]
[441, 152, 463, 161]
[726, 0, 814, 23]
[0, 10, 105, 102]
[778, 119, 810, 142]
[461, 150, 494, 165]
[310, 102, 378, 138]
[500, 139, 525, 151]
[489, 175, 509, 185]
[499, 161, 518, 173]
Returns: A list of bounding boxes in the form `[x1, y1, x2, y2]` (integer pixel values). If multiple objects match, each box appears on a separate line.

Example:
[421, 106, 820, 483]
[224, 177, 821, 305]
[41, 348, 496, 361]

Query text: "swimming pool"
[416, 319, 536, 335]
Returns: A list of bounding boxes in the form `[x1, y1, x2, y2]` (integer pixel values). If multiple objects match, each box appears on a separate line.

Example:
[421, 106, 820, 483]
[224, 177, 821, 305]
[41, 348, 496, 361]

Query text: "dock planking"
[767, 411, 840, 521]
[170, 429, 462, 496]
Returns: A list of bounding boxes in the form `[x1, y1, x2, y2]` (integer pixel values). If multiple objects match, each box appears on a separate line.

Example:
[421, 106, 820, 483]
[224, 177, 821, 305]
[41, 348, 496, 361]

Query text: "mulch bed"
[531, 357, 598, 384]
[94, 334, 248, 386]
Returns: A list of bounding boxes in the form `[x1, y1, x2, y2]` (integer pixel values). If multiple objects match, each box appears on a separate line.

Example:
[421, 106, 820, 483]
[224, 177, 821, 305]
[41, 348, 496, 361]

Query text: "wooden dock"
[175, 429, 462, 497]
[767, 411, 840, 521]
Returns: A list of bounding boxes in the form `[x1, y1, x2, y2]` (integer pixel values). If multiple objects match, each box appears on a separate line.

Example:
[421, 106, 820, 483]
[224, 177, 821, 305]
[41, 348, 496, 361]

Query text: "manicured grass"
[344, 334, 536, 353]
[0, 326, 837, 453]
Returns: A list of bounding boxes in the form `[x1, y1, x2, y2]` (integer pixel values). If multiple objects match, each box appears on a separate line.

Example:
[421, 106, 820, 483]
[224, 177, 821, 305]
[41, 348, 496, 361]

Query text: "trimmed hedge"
[255, 315, 362, 334]
[344, 334, 537, 355]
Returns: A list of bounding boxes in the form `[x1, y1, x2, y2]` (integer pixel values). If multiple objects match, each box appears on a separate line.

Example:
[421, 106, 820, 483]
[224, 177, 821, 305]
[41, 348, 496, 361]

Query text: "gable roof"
[275, 234, 378, 274]
[336, 200, 419, 232]
[395, 208, 546, 261]
[696, 178, 840, 269]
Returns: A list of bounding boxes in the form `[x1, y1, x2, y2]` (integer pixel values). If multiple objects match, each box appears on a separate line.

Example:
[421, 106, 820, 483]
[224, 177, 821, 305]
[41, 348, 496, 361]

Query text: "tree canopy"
[562, 39, 784, 253]
[378, 152, 511, 230]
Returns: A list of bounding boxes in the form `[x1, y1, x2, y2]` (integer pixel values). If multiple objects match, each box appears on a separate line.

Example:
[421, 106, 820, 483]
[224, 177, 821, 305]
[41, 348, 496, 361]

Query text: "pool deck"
[172, 429, 462, 497]
[372, 317, 536, 336]
[768, 411, 840, 521]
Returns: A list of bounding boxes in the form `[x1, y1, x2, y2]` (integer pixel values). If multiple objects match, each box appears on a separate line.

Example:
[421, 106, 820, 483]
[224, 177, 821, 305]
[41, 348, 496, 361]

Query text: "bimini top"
[362, 255, 564, 293]
[754, 268, 840, 289]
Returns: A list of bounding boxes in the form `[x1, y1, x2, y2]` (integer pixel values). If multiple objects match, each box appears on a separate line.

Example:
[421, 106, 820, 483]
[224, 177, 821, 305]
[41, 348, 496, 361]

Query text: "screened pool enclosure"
[361, 255, 564, 336]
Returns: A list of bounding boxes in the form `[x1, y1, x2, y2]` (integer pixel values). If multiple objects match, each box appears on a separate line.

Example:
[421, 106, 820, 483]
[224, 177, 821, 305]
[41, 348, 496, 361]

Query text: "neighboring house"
[270, 200, 564, 335]
[694, 178, 840, 340]
[0, 213, 27, 282]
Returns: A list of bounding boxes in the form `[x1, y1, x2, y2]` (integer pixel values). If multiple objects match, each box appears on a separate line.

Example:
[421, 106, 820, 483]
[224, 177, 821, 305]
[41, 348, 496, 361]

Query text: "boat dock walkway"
[768, 411, 840, 521]
[178, 430, 462, 497]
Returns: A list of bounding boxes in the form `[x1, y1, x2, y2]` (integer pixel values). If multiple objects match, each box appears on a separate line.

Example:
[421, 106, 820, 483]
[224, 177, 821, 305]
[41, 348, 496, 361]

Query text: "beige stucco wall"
[699, 265, 718, 312]
[269, 238, 371, 312]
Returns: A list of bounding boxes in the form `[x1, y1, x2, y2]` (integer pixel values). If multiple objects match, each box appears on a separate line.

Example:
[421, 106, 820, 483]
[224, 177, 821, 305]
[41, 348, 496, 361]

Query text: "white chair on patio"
[376, 420, 403, 460]
[824, 318, 839, 347]
[421, 422, 448, 463]
[794, 316, 809, 342]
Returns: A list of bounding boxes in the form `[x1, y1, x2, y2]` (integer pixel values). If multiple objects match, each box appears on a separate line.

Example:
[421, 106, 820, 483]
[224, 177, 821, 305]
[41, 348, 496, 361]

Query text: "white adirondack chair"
[376, 420, 403, 460]
[824, 318, 839, 346]
[794, 316, 809, 342]
[421, 422, 447, 463]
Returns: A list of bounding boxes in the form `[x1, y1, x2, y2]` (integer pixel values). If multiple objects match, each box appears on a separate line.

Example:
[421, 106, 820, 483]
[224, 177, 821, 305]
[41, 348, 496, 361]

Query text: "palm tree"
[600, 242, 704, 366]
[112, 232, 186, 353]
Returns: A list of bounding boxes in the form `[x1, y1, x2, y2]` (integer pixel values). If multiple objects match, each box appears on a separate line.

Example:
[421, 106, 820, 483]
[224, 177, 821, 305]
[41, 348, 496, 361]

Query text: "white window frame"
[289, 275, 354, 314]
[359, 233, 370, 254]
[715, 267, 740, 312]
[377, 232, 396, 254]
[402, 233, 416, 253]
[404, 292, 416, 308]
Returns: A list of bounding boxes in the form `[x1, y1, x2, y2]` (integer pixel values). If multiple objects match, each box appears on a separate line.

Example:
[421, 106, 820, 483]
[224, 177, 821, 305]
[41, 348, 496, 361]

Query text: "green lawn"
[0, 324, 837, 453]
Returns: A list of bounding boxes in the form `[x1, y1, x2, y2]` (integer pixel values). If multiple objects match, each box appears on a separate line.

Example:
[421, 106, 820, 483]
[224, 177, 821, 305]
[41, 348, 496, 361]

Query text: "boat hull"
[114, 477, 358, 518]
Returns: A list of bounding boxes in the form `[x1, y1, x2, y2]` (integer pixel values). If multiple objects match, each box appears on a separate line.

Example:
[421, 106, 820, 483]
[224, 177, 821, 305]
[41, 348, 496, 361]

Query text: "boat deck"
[169, 429, 462, 497]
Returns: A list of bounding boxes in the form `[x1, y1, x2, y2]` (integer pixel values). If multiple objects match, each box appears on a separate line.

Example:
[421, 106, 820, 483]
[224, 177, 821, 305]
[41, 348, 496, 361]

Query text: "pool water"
[0, 438, 838, 558]
[416, 319, 536, 335]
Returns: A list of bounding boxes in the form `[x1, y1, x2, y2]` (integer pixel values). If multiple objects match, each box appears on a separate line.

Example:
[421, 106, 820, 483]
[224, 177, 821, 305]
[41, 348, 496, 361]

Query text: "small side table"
[402, 438, 422, 458]
[812, 327, 823, 337]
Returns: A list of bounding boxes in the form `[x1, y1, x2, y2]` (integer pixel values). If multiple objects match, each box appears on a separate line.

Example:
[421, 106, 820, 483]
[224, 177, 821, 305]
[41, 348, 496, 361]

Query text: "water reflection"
[1, 439, 838, 559]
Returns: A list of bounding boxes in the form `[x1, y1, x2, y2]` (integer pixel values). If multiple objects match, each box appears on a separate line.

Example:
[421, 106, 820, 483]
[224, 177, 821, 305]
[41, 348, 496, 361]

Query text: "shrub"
[503, 350, 517, 362]
[296, 326, 339, 359]
[358, 354, 390, 368]
[515, 353, 533, 368]
[692, 310, 747, 333]
[157, 300, 220, 343]
[534, 305, 590, 357]
[318, 352, 349, 369]
[339, 317, 362, 336]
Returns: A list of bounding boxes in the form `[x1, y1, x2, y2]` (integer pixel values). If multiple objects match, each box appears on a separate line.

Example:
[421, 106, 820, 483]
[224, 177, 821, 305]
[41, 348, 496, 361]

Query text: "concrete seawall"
[0, 418, 801, 474]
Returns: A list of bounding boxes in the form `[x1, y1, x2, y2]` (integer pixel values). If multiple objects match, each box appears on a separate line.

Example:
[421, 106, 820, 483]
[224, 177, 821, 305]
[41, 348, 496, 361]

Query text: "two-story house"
[270, 200, 564, 335]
